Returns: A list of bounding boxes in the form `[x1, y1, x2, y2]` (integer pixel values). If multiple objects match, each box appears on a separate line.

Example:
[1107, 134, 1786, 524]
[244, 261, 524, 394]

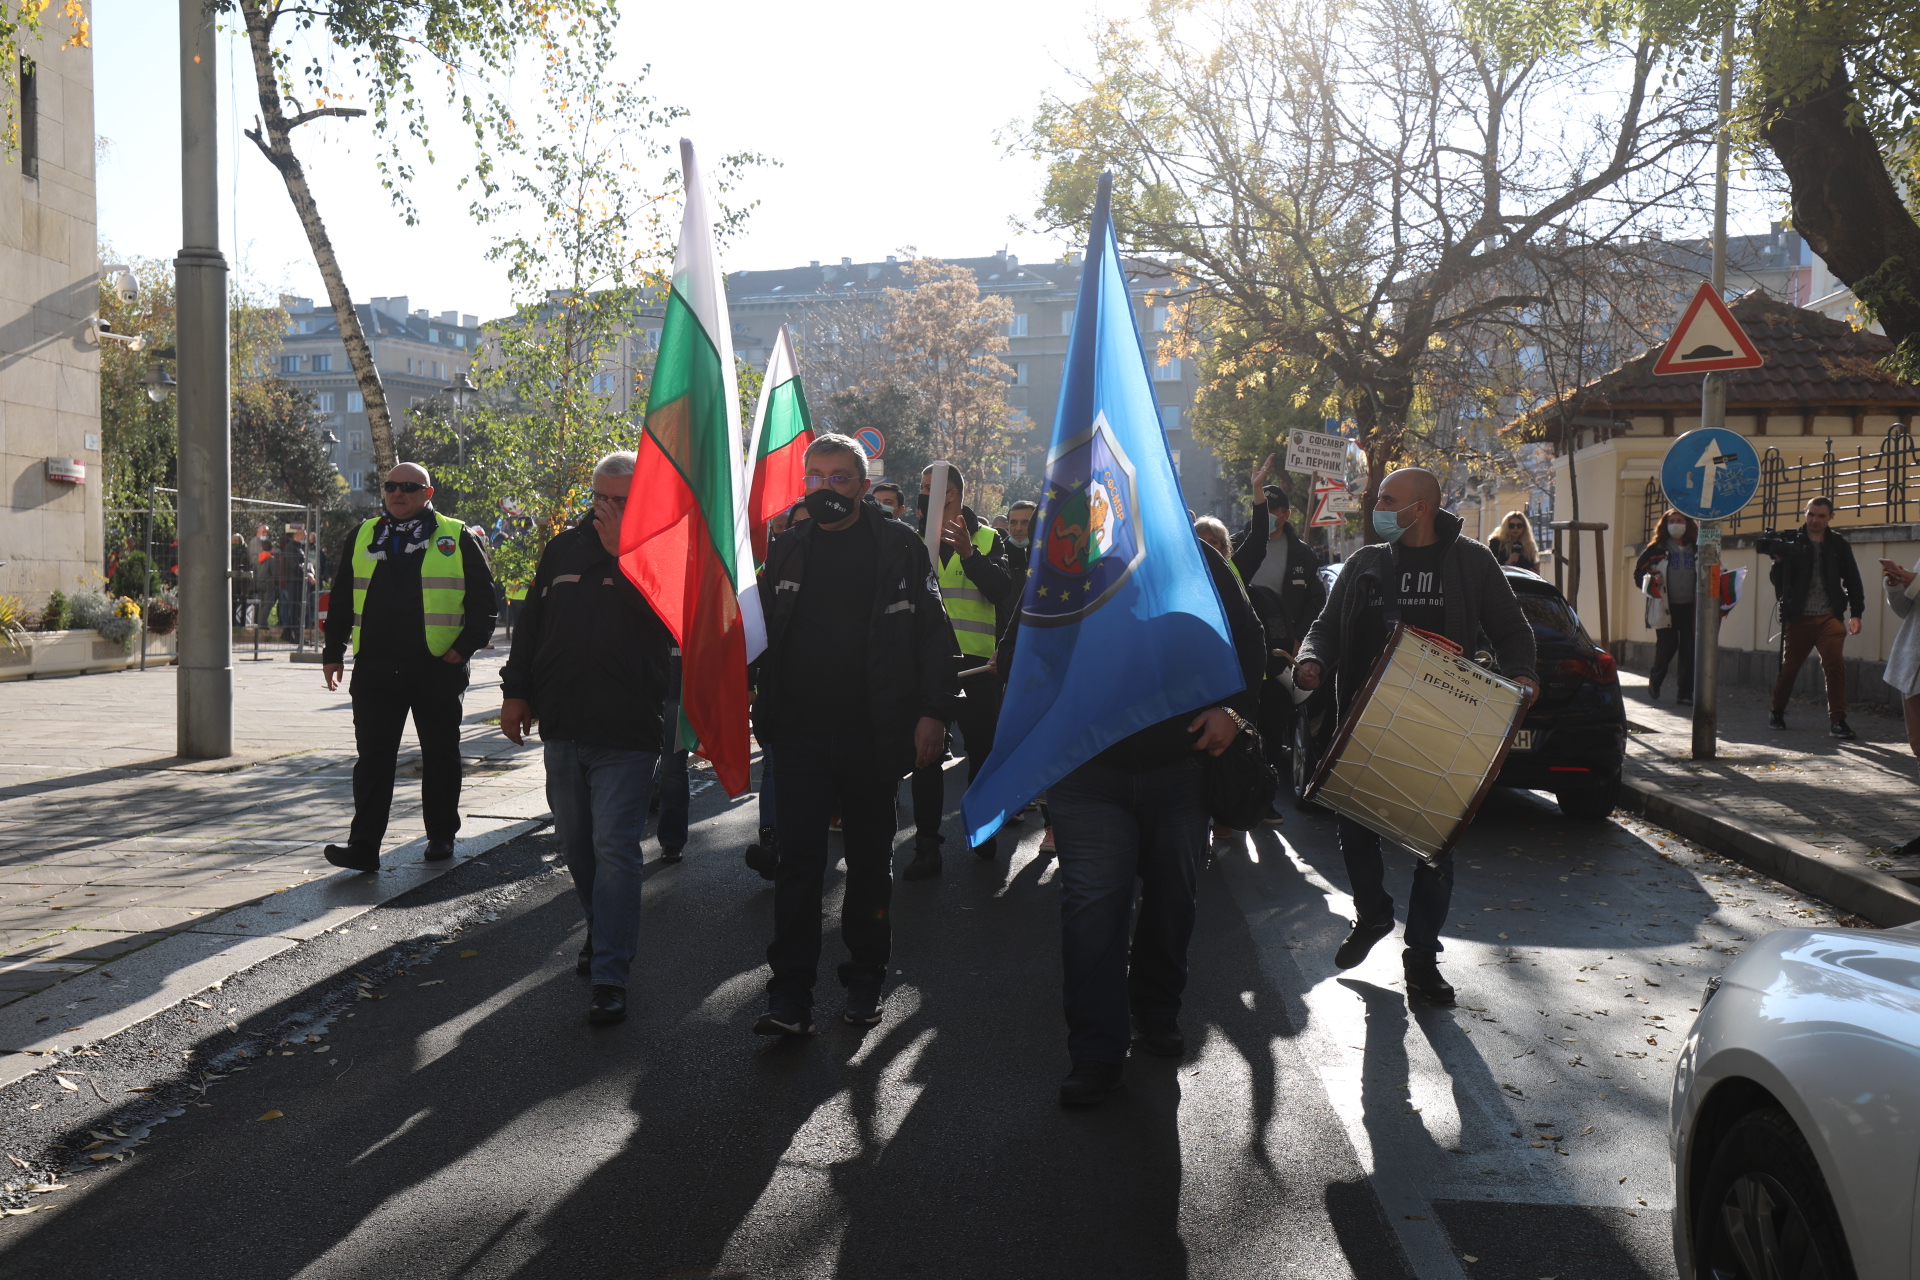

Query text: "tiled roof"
[725, 254, 1181, 302]
[1505, 293, 1920, 440]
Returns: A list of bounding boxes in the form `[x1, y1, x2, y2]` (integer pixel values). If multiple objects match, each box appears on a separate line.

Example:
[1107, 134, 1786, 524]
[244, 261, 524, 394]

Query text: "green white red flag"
[620, 139, 766, 798]
[745, 322, 814, 565]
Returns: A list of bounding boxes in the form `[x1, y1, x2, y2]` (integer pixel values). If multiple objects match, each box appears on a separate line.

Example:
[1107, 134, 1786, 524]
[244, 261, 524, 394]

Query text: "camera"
[1754, 528, 1794, 558]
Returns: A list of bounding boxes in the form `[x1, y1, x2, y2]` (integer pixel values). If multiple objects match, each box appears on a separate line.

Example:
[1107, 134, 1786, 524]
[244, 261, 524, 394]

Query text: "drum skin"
[1304, 625, 1527, 865]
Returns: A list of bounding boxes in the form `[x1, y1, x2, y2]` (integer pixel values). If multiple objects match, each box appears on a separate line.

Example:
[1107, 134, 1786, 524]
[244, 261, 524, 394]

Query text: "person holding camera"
[1765, 497, 1864, 739]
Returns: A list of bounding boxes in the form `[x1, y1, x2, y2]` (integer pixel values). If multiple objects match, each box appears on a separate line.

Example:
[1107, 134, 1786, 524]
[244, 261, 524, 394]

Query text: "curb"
[1619, 774, 1920, 927]
[0, 815, 548, 1091]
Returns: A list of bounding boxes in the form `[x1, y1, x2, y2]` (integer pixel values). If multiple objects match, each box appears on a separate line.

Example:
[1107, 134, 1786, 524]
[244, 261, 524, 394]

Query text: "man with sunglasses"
[321, 463, 497, 873]
[500, 451, 674, 1024]
[751, 433, 958, 1035]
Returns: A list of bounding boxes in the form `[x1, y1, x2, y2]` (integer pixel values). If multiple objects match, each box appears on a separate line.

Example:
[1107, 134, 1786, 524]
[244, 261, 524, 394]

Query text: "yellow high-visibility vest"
[349, 512, 468, 657]
[938, 525, 1000, 658]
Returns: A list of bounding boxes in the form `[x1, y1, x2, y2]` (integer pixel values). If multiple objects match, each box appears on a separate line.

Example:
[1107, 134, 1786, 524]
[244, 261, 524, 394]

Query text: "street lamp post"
[175, 0, 232, 758]
[444, 369, 476, 463]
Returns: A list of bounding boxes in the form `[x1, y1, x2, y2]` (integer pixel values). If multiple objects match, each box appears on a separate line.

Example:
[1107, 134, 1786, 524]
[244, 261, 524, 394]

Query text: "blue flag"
[960, 174, 1245, 846]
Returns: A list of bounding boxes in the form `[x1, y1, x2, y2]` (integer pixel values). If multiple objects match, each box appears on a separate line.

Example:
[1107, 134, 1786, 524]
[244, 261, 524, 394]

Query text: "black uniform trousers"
[347, 657, 469, 850]
[911, 669, 1001, 844]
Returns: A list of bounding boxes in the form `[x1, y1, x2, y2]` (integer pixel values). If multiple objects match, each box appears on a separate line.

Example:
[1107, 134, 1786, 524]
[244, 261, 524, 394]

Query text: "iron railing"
[1643, 424, 1919, 542]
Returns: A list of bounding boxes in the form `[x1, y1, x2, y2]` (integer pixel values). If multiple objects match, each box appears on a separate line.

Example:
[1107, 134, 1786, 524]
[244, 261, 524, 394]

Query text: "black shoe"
[1896, 835, 1920, 859]
[754, 1003, 815, 1037]
[587, 984, 627, 1024]
[744, 827, 778, 880]
[659, 845, 684, 863]
[1648, 672, 1664, 700]
[1133, 1021, 1184, 1058]
[971, 832, 998, 862]
[1830, 719, 1857, 740]
[1768, 710, 1787, 729]
[423, 838, 455, 862]
[1059, 1060, 1125, 1108]
[903, 835, 943, 880]
[324, 843, 380, 873]
[1334, 919, 1394, 970]
[576, 937, 592, 977]
[843, 980, 884, 1027]
[1403, 956, 1455, 1005]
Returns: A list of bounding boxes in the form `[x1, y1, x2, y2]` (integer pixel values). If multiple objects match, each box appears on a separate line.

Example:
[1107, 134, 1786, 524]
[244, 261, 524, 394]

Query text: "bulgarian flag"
[620, 140, 766, 798]
[745, 322, 814, 565]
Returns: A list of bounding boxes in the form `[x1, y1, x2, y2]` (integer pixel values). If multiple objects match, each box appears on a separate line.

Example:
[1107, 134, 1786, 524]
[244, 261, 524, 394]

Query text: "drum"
[1303, 624, 1528, 865]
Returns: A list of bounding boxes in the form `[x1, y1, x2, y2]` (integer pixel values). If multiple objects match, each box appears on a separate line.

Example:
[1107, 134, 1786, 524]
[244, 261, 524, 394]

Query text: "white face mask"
[1667, 522, 1687, 539]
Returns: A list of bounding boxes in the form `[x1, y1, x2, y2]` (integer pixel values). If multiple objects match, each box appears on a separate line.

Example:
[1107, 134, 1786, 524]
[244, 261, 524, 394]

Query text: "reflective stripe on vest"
[937, 526, 1000, 656]
[349, 512, 469, 657]
[1227, 560, 1245, 591]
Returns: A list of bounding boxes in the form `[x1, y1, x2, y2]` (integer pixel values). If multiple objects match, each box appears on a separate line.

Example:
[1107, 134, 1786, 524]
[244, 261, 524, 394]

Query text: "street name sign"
[1286, 428, 1350, 478]
[1660, 427, 1760, 521]
[1653, 282, 1764, 376]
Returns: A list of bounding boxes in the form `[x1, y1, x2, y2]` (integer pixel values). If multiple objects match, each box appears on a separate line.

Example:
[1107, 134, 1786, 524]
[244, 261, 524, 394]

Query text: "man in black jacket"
[498, 451, 674, 1025]
[752, 433, 959, 1035]
[1767, 496, 1866, 739]
[321, 463, 495, 873]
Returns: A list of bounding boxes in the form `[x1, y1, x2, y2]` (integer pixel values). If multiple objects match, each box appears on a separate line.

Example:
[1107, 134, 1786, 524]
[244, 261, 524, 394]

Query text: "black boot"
[1334, 919, 1394, 969]
[1059, 1061, 1125, 1108]
[324, 843, 380, 873]
[744, 826, 779, 880]
[903, 834, 943, 880]
[587, 984, 627, 1024]
[1403, 954, 1455, 1005]
[1647, 667, 1665, 700]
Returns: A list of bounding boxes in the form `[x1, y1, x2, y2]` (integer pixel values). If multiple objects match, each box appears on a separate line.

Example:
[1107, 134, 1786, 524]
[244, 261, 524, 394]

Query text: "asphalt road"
[0, 759, 1863, 1280]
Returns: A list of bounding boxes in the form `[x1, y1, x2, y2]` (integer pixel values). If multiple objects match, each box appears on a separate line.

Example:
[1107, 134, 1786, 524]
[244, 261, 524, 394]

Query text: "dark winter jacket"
[498, 518, 674, 751]
[756, 498, 961, 777]
[1296, 508, 1538, 714]
[1767, 526, 1865, 623]
[1236, 508, 1327, 650]
[1487, 535, 1539, 573]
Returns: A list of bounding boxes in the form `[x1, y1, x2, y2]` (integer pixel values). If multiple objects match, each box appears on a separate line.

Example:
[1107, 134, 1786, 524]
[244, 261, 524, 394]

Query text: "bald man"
[321, 463, 497, 872]
[1294, 468, 1537, 1005]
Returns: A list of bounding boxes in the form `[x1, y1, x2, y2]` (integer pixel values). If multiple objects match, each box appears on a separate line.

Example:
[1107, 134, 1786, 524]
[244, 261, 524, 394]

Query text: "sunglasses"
[383, 481, 427, 494]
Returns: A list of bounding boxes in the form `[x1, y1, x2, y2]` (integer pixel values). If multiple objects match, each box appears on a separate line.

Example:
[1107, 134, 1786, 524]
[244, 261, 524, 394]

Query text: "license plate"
[1512, 730, 1535, 751]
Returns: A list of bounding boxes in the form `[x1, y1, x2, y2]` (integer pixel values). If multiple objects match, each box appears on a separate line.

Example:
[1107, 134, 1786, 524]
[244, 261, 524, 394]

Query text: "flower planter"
[0, 629, 177, 682]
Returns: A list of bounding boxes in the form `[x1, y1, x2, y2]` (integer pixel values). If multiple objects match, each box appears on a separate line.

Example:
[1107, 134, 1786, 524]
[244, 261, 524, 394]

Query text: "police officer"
[321, 463, 496, 872]
[905, 461, 1018, 878]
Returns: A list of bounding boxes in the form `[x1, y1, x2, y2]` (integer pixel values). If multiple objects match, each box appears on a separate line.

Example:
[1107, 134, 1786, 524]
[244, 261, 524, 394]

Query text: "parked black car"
[1288, 565, 1626, 820]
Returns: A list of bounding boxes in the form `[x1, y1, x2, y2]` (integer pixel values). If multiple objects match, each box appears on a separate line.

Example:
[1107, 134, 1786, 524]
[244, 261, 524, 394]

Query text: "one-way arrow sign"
[1653, 281, 1763, 376]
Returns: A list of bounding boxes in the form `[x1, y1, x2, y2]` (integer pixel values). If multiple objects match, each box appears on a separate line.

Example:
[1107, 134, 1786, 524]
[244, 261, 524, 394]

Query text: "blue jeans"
[545, 739, 659, 987]
[1050, 754, 1208, 1064]
[1337, 814, 1455, 956]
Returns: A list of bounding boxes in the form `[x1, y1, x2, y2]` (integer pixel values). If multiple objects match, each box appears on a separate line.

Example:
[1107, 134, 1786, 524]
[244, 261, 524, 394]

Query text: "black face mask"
[804, 486, 857, 523]
[915, 491, 932, 535]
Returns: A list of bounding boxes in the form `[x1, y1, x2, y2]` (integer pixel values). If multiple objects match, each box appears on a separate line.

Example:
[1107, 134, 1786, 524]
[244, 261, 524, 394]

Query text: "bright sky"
[93, 1, 1123, 322]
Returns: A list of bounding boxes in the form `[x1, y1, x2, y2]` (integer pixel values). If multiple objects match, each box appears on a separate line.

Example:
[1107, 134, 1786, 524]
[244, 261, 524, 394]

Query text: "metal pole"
[175, 0, 231, 757]
[1692, 21, 1733, 762]
[141, 485, 154, 672]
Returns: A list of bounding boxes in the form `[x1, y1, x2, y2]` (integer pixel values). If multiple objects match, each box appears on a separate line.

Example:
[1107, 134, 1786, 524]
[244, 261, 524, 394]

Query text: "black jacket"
[499, 519, 675, 751]
[1228, 500, 1272, 584]
[322, 507, 496, 665]
[755, 499, 960, 776]
[1238, 511, 1326, 650]
[1487, 536, 1539, 573]
[1768, 526, 1865, 623]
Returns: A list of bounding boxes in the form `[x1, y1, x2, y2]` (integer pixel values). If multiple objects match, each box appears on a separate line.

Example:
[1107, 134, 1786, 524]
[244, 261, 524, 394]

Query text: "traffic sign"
[1308, 478, 1349, 527]
[1660, 428, 1760, 521]
[1653, 282, 1763, 376]
[853, 426, 886, 458]
[1286, 428, 1349, 478]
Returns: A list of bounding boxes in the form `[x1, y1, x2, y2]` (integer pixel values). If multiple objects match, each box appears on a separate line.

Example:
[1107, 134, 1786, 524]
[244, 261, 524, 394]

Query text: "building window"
[455, 333, 467, 348]
[1011, 362, 1029, 387]
[279, 355, 301, 374]
[347, 392, 364, 412]
[1171, 449, 1182, 474]
[409, 396, 424, 408]
[429, 329, 440, 343]
[316, 393, 335, 413]
[1061, 309, 1075, 334]
[1152, 357, 1182, 381]
[1008, 313, 1028, 338]
[1159, 405, 1182, 433]
[434, 361, 443, 380]
[314, 354, 333, 372]
[1146, 306, 1167, 332]
[18, 57, 37, 180]
[591, 372, 616, 396]
[349, 431, 368, 451]
[1010, 454, 1026, 477]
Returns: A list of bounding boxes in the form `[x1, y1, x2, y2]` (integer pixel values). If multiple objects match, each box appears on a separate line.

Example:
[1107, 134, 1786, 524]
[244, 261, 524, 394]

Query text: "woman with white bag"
[1634, 509, 1699, 704]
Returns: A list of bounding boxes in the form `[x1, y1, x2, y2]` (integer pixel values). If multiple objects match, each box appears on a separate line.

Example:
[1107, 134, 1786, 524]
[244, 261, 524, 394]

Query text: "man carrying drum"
[1293, 468, 1538, 1005]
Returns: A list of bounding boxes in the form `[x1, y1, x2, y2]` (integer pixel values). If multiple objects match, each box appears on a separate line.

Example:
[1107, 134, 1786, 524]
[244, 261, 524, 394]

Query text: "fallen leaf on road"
[53, 1076, 77, 1091]
[186, 999, 212, 1010]
[1463, 1257, 1477, 1263]
[124, 1086, 153, 1093]
[1, 1207, 42, 1216]
[460, 950, 478, 959]
[255, 1109, 284, 1122]
[419, 980, 444, 987]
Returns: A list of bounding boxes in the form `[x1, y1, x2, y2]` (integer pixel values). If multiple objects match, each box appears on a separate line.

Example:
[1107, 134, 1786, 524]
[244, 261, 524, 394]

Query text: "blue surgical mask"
[1371, 507, 1408, 544]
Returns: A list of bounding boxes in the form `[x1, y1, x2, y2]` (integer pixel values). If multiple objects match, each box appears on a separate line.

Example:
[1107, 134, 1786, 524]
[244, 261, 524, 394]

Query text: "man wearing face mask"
[871, 482, 908, 523]
[321, 463, 497, 874]
[1293, 468, 1537, 1005]
[498, 452, 674, 1024]
[752, 434, 959, 1034]
[906, 462, 1019, 878]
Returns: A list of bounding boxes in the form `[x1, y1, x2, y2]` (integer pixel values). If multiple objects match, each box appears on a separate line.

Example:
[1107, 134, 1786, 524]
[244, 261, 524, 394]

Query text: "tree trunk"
[1761, 62, 1920, 359]
[238, 0, 397, 475]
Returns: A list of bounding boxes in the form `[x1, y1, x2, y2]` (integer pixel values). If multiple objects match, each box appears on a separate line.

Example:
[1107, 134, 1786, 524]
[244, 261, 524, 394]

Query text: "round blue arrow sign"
[1660, 428, 1760, 521]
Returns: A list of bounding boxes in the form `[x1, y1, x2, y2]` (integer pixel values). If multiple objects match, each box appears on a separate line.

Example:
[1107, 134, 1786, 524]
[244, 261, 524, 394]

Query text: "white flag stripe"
[745, 323, 800, 469]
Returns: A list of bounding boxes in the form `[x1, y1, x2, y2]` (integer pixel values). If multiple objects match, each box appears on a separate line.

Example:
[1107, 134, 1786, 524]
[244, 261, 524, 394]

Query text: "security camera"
[102, 263, 138, 306]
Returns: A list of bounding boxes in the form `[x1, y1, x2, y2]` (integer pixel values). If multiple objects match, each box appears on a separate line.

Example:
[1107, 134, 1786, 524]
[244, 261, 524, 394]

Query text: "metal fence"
[1642, 424, 1920, 544]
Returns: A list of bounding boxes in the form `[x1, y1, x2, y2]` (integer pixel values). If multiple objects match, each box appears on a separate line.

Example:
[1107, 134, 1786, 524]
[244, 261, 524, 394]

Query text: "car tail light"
[1554, 652, 1619, 684]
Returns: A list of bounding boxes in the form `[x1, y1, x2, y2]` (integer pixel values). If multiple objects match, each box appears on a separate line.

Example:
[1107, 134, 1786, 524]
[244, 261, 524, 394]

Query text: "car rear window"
[1517, 591, 1595, 651]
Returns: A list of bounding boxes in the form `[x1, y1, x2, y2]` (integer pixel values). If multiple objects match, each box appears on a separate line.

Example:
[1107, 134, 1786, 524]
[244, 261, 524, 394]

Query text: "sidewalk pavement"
[0, 648, 552, 1085]
[1620, 667, 1920, 923]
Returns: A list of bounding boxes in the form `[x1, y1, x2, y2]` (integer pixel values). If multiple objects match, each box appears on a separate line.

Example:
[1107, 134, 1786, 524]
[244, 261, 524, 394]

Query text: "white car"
[1672, 922, 1920, 1278]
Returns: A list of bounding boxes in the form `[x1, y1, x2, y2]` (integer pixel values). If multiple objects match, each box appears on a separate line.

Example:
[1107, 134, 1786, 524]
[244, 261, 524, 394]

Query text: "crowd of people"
[316, 441, 1546, 1107]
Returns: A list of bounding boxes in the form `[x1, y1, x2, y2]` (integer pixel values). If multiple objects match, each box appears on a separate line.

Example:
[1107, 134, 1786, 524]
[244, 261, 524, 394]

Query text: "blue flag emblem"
[1029, 414, 1142, 625]
[959, 173, 1245, 847]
